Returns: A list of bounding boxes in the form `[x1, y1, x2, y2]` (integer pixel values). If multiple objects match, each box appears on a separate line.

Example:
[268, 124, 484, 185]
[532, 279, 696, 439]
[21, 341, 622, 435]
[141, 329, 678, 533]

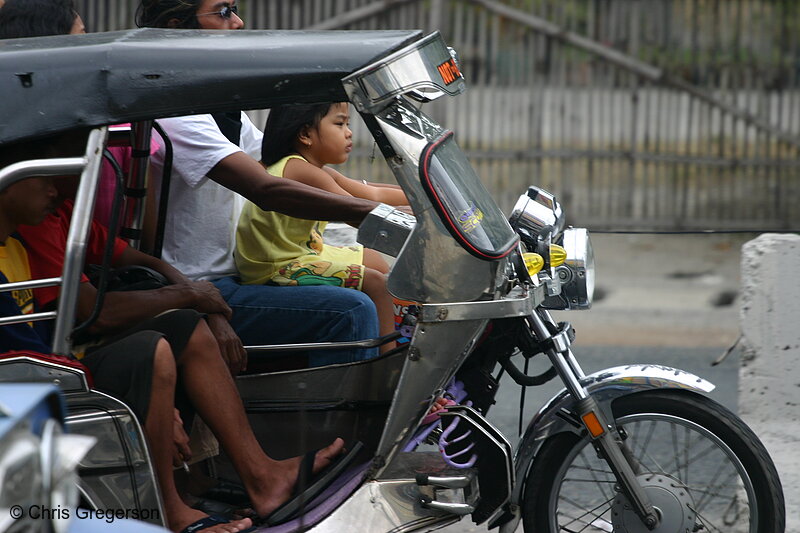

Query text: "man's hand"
[207, 313, 247, 375]
[186, 281, 233, 319]
[172, 408, 192, 468]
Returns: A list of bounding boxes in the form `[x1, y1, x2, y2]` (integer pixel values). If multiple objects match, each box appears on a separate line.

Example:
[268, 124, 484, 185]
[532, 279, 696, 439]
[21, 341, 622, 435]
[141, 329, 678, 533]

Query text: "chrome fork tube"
[526, 309, 660, 530]
[540, 310, 586, 379]
[524, 311, 587, 401]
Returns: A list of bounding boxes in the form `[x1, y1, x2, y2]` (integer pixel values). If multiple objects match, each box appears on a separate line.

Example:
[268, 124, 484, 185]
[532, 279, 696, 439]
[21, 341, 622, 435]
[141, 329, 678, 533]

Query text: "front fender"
[498, 364, 714, 532]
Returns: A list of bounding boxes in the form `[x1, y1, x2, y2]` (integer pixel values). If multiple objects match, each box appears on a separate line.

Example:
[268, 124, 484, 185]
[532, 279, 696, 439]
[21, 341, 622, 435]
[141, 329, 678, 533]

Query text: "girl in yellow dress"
[235, 103, 407, 352]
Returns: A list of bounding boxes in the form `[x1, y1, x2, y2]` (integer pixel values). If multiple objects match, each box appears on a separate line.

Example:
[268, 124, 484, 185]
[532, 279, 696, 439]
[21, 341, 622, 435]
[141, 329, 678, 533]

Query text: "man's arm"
[75, 278, 230, 336]
[207, 152, 379, 224]
[106, 247, 248, 374]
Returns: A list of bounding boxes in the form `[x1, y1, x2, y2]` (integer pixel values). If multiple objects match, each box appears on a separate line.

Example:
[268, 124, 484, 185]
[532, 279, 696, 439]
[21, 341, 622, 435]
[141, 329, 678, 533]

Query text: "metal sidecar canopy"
[0, 28, 423, 144]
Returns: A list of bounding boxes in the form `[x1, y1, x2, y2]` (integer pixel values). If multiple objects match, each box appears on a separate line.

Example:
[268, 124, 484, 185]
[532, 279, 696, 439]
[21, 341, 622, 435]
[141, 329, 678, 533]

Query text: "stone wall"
[740, 233, 800, 531]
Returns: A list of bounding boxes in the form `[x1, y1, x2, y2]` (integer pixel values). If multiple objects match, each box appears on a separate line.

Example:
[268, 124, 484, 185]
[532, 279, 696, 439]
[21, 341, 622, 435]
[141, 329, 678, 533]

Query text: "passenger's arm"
[322, 166, 407, 206]
[206, 151, 378, 224]
[111, 247, 247, 374]
[75, 278, 231, 337]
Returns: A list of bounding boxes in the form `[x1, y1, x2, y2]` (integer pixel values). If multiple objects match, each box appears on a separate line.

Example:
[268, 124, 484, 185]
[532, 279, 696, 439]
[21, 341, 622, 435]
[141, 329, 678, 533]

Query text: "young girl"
[235, 102, 407, 352]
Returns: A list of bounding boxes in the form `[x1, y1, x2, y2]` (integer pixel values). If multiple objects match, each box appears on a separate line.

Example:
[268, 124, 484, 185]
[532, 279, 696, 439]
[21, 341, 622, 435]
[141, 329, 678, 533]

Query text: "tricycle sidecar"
[0, 27, 785, 533]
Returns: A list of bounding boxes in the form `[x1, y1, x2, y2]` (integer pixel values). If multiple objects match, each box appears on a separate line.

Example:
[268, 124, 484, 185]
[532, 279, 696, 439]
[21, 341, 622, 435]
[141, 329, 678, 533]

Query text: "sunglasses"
[197, 4, 238, 19]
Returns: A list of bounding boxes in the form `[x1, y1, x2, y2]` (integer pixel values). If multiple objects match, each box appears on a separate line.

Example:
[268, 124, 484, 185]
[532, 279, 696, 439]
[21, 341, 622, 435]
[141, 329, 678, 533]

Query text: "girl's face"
[303, 103, 353, 166]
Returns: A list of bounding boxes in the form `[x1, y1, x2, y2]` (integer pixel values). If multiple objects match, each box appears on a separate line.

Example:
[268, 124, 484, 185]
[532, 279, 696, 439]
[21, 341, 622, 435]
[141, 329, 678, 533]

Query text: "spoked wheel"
[522, 390, 784, 533]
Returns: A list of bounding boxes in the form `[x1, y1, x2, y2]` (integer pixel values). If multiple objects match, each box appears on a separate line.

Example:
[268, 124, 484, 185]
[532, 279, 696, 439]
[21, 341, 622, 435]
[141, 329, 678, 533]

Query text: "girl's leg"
[176, 320, 345, 518]
[362, 248, 389, 274]
[361, 267, 395, 353]
[145, 339, 252, 533]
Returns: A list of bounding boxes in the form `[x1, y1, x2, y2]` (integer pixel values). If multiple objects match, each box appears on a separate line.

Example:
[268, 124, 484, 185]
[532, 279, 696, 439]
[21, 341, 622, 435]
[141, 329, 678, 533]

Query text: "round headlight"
[543, 228, 595, 310]
[508, 186, 565, 251]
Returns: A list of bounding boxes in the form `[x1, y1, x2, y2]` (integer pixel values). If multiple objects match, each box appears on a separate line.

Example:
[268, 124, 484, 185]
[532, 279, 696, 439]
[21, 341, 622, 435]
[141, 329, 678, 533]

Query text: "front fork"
[526, 310, 661, 531]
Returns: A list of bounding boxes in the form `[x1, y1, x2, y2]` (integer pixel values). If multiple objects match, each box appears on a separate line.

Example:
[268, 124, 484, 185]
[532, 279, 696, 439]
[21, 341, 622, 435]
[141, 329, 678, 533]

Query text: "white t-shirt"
[150, 112, 263, 280]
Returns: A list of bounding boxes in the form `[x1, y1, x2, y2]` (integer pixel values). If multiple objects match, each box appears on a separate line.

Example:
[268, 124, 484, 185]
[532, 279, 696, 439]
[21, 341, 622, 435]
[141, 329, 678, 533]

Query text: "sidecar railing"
[0, 128, 108, 356]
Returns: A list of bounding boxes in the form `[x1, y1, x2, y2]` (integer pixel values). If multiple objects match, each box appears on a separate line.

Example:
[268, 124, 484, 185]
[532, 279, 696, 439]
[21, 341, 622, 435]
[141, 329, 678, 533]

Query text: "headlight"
[543, 228, 595, 310]
[508, 186, 565, 251]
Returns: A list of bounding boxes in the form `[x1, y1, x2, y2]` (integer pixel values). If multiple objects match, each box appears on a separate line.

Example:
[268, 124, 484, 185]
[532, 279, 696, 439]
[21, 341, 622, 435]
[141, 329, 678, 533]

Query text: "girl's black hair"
[0, 0, 78, 39]
[261, 103, 335, 167]
[135, 0, 202, 29]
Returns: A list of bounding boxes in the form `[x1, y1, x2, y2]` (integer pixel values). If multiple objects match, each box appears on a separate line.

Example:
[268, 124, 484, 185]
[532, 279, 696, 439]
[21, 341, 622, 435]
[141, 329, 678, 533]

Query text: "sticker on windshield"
[437, 58, 462, 85]
[458, 204, 484, 233]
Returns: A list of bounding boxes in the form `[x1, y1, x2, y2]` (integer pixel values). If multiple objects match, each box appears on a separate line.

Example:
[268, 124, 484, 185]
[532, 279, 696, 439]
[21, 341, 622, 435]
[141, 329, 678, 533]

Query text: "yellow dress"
[235, 155, 365, 289]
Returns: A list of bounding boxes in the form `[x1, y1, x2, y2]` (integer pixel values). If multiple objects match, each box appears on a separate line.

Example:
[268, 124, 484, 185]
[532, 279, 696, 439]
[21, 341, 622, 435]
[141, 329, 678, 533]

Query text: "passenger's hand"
[187, 281, 233, 319]
[207, 313, 247, 375]
[172, 408, 192, 468]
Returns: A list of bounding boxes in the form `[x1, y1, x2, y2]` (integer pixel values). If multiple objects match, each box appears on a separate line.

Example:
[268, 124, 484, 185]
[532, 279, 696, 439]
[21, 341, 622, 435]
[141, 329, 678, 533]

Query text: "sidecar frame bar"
[418, 285, 546, 323]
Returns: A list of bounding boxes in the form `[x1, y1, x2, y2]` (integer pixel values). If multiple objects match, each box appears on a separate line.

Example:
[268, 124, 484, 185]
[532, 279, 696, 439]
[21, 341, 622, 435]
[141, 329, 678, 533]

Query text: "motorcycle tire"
[522, 389, 785, 533]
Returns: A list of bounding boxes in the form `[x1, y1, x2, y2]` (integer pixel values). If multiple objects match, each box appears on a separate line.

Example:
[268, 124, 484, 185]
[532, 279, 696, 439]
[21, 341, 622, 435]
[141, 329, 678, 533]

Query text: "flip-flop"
[264, 441, 364, 525]
[179, 513, 254, 533]
[421, 398, 457, 426]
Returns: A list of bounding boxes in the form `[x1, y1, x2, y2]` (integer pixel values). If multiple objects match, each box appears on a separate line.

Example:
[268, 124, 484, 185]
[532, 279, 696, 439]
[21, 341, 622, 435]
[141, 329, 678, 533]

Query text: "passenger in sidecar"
[0, 135, 349, 533]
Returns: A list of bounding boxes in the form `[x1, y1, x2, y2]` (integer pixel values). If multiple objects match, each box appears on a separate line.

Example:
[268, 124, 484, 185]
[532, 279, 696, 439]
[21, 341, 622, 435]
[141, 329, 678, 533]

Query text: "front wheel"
[522, 390, 784, 533]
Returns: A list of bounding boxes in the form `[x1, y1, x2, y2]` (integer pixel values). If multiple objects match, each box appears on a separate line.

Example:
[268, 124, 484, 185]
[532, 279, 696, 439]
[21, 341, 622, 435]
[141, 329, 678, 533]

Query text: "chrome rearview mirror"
[508, 186, 565, 251]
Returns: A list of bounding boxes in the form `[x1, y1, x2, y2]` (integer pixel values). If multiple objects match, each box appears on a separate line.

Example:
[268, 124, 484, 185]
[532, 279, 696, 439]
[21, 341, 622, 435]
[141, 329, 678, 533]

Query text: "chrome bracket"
[419, 285, 546, 323]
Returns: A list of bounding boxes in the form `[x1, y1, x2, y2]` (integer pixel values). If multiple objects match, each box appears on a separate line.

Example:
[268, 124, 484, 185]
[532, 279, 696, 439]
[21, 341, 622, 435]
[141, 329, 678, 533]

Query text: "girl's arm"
[322, 166, 408, 206]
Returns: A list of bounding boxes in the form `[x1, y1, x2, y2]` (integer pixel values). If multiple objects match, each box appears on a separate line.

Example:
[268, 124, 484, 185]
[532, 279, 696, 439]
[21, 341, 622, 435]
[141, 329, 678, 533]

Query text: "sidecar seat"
[0, 350, 164, 525]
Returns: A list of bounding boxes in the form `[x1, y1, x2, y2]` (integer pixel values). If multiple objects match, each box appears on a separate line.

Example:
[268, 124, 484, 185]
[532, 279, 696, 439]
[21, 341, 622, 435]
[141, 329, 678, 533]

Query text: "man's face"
[70, 14, 86, 35]
[195, 0, 243, 30]
[3, 177, 58, 227]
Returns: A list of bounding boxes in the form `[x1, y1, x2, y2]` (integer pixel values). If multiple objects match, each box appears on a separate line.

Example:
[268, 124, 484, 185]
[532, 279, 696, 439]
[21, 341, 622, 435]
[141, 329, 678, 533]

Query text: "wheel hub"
[610, 474, 696, 533]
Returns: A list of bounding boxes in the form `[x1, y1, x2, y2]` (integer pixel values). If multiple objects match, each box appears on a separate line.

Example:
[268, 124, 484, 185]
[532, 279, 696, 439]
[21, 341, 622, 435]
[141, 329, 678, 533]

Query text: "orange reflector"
[582, 412, 605, 438]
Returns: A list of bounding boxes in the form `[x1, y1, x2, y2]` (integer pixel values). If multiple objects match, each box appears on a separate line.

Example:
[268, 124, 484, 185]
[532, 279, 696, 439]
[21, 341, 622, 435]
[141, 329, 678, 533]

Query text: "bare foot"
[170, 508, 252, 533]
[246, 437, 345, 518]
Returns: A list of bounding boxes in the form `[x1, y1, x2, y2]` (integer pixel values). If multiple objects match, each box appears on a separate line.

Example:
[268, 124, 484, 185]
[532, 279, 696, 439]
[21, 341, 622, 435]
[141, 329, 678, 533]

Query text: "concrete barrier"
[740, 233, 800, 531]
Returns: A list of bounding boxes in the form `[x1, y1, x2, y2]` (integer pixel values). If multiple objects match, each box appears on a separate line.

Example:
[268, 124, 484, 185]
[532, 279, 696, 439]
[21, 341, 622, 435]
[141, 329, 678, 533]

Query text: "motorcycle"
[0, 28, 785, 533]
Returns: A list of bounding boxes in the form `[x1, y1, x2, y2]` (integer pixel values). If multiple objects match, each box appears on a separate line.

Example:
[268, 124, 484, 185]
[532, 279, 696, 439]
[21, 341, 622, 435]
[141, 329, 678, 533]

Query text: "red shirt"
[17, 200, 128, 308]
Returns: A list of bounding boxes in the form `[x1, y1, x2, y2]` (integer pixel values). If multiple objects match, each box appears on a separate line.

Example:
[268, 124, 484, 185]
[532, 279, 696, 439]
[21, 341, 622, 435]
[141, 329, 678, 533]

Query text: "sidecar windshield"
[420, 131, 518, 260]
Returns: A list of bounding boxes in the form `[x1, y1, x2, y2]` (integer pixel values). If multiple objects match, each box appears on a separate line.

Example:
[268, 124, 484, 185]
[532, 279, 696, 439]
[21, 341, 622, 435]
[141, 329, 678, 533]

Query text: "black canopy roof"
[0, 28, 423, 144]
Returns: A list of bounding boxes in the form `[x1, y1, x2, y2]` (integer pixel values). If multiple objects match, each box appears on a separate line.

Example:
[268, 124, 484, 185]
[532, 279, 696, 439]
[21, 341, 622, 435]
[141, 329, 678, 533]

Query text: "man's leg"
[213, 276, 379, 366]
[145, 339, 251, 533]
[86, 334, 252, 533]
[177, 319, 345, 518]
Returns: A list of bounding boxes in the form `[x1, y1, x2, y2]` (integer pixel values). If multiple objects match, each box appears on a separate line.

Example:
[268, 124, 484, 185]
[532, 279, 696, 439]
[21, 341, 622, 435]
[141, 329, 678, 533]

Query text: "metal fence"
[74, 0, 800, 229]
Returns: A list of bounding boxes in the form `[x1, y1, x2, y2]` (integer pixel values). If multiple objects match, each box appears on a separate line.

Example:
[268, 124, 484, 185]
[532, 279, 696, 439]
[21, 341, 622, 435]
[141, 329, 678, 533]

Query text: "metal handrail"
[0, 127, 108, 357]
[52, 128, 108, 356]
[0, 278, 62, 293]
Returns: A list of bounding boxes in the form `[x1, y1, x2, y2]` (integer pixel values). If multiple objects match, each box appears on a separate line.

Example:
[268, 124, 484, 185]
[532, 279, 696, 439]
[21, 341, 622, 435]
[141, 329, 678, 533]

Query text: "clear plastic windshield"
[419, 132, 518, 260]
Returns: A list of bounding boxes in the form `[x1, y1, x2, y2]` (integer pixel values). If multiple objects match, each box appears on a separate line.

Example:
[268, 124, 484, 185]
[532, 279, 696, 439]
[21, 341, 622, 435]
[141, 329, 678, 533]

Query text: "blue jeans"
[212, 276, 379, 366]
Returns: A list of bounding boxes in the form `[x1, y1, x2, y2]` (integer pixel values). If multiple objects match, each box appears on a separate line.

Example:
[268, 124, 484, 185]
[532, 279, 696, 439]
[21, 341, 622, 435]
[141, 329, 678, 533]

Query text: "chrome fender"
[498, 364, 714, 533]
